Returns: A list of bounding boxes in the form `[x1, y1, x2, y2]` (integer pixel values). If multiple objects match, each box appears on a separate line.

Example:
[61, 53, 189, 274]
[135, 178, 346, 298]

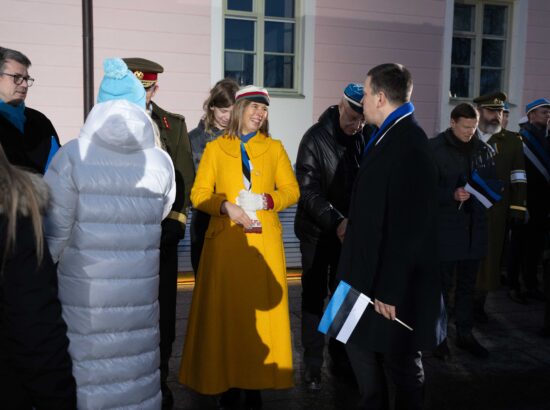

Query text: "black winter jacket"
[0, 175, 76, 409]
[430, 129, 498, 261]
[0, 107, 60, 175]
[294, 106, 367, 243]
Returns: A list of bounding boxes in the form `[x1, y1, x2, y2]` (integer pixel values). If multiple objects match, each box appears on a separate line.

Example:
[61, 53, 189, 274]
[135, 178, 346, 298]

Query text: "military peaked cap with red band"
[122, 57, 164, 88]
[235, 85, 270, 106]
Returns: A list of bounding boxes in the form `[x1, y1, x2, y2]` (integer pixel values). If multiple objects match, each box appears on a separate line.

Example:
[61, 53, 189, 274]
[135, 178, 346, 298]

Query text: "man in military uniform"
[124, 57, 195, 409]
[508, 98, 550, 305]
[473, 92, 527, 321]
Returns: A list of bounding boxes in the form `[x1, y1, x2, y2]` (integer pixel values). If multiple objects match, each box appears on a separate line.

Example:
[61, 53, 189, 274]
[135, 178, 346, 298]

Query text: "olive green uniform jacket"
[477, 129, 527, 290]
[151, 101, 195, 239]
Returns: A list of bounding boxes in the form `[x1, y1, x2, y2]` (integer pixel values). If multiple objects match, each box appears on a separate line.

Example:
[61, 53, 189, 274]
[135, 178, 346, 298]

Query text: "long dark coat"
[337, 114, 446, 353]
[430, 129, 494, 262]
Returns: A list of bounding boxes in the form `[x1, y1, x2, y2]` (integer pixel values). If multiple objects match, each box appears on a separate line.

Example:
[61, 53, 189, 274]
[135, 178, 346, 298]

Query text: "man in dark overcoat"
[124, 57, 195, 409]
[0, 47, 60, 174]
[337, 63, 446, 409]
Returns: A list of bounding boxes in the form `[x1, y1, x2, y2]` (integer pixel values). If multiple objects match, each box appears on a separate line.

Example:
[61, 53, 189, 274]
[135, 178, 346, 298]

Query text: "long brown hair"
[225, 98, 270, 139]
[203, 78, 239, 133]
[0, 145, 44, 269]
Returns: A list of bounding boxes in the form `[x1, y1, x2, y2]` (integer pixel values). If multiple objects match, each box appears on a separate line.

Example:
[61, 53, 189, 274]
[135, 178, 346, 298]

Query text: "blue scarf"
[0, 100, 26, 133]
[240, 131, 256, 190]
[363, 102, 415, 157]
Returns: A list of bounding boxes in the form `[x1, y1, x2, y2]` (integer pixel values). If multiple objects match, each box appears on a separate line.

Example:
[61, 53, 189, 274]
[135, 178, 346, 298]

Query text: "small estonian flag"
[464, 169, 502, 209]
[318, 281, 371, 343]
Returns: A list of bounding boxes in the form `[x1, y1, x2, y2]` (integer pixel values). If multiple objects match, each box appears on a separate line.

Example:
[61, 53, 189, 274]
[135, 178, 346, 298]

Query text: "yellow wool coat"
[179, 132, 299, 394]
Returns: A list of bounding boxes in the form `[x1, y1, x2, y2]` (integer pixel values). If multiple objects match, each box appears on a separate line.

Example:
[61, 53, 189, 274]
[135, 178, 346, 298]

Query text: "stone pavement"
[166, 279, 550, 410]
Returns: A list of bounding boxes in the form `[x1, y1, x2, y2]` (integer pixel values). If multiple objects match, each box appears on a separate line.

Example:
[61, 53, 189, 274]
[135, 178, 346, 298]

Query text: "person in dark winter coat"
[294, 83, 368, 389]
[0, 144, 76, 409]
[430, 103, 498, 359]
[338, 63, 445, 410]
[508, 98, 550, 305]
[188, 78, 239, 274]
[0, 47, 60, 174]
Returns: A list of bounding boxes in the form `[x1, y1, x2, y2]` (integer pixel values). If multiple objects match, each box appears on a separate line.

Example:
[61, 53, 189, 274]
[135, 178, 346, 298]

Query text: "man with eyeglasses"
[0, 47, 60, 174]
[123, 57, 194, 410]
[294, 83, 370, 390]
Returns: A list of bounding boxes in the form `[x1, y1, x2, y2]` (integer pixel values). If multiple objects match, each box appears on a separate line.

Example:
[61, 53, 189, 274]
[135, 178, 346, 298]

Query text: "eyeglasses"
[0, 72, 34, 87]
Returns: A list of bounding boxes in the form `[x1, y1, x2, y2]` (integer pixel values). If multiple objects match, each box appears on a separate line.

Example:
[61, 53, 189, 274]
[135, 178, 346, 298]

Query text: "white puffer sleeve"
[43, 143, 78, 262]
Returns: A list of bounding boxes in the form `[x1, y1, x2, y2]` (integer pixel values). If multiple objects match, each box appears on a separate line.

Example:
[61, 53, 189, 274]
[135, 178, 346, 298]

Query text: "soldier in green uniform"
[124, 57, 195, 409]
[473, 92, 527, 321]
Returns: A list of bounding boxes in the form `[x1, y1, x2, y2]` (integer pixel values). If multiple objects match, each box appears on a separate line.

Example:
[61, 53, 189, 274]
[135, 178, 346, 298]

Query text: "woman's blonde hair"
[202, 78, 239, 133]
[224, 98, 270, 139]
[0, 145, 44, 269]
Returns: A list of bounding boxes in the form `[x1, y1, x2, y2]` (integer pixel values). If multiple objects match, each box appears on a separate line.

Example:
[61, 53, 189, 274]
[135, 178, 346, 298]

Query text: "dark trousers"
[159, 240, 178, 382]
[300, 238, 346, 368]
[190, 208, 210, 275]
[508, 223, 545, 291]
[440, 259, 479, 336]
[346, 343, 424, 410]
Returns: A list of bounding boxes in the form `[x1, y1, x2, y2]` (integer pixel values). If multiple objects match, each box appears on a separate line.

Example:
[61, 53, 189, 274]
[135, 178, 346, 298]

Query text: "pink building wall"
[313, 0, 447, 137]
[522, 0, 550, 111]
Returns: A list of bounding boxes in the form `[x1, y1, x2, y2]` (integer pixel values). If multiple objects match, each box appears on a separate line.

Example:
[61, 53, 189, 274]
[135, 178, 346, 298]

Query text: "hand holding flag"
[463, 169, 503, 209]
[318, 281, 412, 344]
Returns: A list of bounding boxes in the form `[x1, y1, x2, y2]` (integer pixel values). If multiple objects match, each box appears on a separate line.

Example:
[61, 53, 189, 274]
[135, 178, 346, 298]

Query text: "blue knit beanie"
[97, 58, 146, 109]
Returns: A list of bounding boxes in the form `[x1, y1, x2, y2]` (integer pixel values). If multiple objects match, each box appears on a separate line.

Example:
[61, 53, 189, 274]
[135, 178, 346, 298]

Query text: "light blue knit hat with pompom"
[97, 58, 146, 109]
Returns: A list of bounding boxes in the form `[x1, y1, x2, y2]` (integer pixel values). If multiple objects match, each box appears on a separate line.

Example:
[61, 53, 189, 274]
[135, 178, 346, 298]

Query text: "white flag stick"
[367, 300, 413, 331]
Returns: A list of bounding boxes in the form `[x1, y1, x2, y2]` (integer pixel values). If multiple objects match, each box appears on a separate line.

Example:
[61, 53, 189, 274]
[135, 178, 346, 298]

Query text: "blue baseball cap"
[343, 83, 364, 114]
[525, 98, 550, 114]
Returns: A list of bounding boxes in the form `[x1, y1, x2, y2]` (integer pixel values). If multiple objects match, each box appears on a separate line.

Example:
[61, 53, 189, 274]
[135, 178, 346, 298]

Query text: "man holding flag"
[430, 103, 499, 359]
[334, 63, 446, 409]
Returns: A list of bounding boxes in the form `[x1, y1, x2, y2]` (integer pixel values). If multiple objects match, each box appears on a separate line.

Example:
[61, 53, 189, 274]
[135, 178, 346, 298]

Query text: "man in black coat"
[430, 103, 497, 359]
[0, 47, 60, 174]
[338, 63, 445, 409]
[295, 83, 367, 389]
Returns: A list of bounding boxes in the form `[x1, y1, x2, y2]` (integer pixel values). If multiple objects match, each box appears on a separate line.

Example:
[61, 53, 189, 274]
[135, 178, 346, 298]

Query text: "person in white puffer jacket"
[44, 58, 175, 410]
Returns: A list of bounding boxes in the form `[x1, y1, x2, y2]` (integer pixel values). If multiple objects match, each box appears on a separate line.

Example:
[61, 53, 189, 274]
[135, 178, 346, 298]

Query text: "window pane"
[480, 69, 502, 95]
[264, 55, 294, 88]
[225, 19, 255, 51]
[227, 0, 252, 12]
[482, 39, 504, 67]
[483, 5, 507, 36]
[265, 0, 295, 18]
[225, 52, 254, 86]
[450, 67, 472, 98]
[265, 22, 294, 53]
[454, 4, 474, 32]
[451, 37, 472, 65]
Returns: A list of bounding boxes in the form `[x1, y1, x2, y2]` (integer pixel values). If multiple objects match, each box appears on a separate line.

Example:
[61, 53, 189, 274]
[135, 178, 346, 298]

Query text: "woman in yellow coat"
[179, 86, 299, 409]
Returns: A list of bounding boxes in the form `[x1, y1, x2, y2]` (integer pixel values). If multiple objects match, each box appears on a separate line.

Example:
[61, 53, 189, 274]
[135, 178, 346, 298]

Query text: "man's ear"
[150, 84, 159, 99]
[376, 91, 386, 108]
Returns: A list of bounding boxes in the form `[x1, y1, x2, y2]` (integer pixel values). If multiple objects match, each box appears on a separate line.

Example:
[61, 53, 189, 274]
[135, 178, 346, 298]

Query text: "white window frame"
[450, 0, 513, 100]
[223, 0, 303, 96]
[440, 0, 527, 133]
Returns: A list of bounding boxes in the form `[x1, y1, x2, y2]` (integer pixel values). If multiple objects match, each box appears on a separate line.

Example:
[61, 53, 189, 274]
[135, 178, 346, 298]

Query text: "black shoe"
[244, 390, 262, 410]
[161, 382, 174, 410]
[304, 365, 322, 391]
[539, 327, 550, 338]
[456, 333, 489, 358]
[525, 288, 546, 302]
[433, 339, 451, 360]
[219, 388, 240, 409]
[508, 289, 528, 304]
